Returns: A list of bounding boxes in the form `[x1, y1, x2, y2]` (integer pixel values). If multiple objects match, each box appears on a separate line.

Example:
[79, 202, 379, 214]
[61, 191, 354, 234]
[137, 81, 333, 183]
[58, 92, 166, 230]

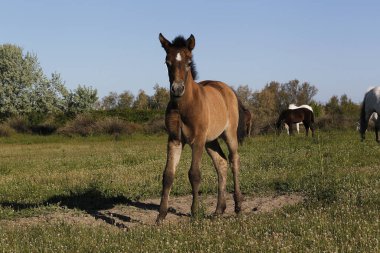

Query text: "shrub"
[57, 114, 143, 136]
[30, 124, 57, 135]
[7, 116, 30, 133]
[95, 117, 142, 135]
[144, 115, 166, 134]
[57, 114, 97, 136]
[0, 124, 15, 137]
[315, 115, 364, 131]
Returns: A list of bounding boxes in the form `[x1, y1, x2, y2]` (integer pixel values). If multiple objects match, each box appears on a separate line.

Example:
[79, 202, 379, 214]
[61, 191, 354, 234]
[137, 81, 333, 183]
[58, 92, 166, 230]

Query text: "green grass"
[0, 131, 379, 252]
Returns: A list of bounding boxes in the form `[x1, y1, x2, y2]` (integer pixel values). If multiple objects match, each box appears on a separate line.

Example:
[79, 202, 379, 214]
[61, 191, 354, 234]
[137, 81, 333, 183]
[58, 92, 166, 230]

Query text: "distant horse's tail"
[311, 110, 315, 124]
[237, 99, 249, 144]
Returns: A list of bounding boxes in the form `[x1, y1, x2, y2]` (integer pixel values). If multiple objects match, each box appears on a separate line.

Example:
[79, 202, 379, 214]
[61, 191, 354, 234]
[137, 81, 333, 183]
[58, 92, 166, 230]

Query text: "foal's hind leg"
[156, 138, 183, 223]
[223, 131, 243, 213]
[206, 140, 228, 215]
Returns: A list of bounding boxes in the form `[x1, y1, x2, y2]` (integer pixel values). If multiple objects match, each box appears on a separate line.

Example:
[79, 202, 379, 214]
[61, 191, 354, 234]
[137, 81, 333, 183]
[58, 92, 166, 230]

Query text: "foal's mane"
[171, 35, 198, 80]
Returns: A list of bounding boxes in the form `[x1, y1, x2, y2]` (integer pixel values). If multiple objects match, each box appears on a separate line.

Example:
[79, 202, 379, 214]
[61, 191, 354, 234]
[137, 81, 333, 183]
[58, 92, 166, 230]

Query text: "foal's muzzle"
[171, 82, 185, 97]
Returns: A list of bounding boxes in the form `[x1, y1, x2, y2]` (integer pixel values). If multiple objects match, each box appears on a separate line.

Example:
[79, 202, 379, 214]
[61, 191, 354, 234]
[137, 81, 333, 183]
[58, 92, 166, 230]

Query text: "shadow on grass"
[0, 187, 187, 229]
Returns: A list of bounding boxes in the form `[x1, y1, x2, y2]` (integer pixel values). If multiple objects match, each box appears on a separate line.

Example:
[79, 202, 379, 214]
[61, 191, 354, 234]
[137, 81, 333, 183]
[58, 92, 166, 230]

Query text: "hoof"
[234, 205, 242, 214]
[156, 213, 167, 225]
[213, 208, 225, 217]
[234, 194, 244, 214]
[155, 217, 163, 225]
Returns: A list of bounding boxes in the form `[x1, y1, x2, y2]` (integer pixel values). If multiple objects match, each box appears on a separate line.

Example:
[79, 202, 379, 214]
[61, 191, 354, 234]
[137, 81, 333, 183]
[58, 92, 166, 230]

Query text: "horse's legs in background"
[206, 140, 228, 215]
[360, 114, 370, 141]
[189, 140, 205, 217]
[247, 121, 252, 137]
[284, 123, 290, 135]
[224, 132, 243, 213]
[303, 122, 310, 136]
[157, 138, 183, 223]
[296, 123, 300, 134]
[310, 123, 315, 137]
[375, 117, 380, 143]
[288, 122, 294, 135]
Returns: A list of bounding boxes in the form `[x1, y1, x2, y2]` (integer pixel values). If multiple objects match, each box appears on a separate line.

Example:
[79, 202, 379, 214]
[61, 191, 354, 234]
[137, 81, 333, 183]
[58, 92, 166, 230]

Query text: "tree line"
[0, 43, 362, 135]
[0, 44, 97, 121]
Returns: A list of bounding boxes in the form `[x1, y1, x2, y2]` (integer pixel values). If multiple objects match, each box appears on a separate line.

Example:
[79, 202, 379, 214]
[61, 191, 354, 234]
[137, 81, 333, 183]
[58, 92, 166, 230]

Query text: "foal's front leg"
[189, 141, 205, 217]
[156, 138, 182, 223]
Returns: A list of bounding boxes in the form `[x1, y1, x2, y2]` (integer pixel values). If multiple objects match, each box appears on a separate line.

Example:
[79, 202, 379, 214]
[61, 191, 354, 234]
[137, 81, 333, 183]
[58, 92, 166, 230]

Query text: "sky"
[1, 0, 380, 103]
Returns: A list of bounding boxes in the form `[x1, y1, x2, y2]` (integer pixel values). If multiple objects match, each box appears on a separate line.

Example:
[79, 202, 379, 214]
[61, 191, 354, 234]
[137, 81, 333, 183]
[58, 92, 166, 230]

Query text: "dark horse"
[156, 34, 248, 223]
[276, 108, 315, 136]
[360, 86, 380, 142]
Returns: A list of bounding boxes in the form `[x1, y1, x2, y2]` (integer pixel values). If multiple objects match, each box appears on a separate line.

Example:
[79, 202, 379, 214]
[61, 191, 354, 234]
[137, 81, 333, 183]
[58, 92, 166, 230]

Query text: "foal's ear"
[186, 34, 195, 51]
[159, 33, 171, 51]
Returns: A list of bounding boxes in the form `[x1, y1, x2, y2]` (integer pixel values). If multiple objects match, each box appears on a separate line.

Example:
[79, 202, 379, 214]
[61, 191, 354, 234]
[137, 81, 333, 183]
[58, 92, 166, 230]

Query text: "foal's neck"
[177, 74, 200, 109]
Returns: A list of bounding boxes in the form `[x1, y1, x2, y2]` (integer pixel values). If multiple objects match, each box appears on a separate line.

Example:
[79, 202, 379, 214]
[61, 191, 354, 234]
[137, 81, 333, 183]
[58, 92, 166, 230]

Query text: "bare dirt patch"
[1, 194, 304, 230]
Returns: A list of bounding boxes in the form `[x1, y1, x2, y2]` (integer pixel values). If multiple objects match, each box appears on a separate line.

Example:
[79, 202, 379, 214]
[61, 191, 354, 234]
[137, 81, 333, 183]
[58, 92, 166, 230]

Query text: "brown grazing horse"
[276, 108, 315, 136]
[157, 34, 248, 223]
[243, 108, 253, 137]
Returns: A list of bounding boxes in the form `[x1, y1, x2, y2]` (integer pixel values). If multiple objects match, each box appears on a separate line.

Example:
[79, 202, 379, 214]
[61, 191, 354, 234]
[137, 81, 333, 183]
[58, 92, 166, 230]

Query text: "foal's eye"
[166, 60, 172, 66]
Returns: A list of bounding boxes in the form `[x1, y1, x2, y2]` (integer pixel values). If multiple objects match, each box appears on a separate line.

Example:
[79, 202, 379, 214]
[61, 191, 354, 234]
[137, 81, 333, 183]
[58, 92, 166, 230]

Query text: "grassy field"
[0, 131, 379, 252]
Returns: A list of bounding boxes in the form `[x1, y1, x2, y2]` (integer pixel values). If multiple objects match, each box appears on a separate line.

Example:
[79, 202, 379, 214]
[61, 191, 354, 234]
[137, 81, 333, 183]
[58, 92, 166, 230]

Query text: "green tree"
[30, 72, 68, 115]
[0, 44, 95, 120]
[101, 92, 119, 110]
[133, 90, 150, 110]
[325, 95, 340, 115]
[118, 90, 134, 109]
[279, 79, 299, 108]
[236, 85, 253, 108]
[340, 94, 359, 117]
[278, 79, 318, 109]
[65, 85, 98, 115]
[0, 44, 43, 117]
[150, 84, 169, 110]
[297, 82, 318, 105]
[249, 81, 281, 133]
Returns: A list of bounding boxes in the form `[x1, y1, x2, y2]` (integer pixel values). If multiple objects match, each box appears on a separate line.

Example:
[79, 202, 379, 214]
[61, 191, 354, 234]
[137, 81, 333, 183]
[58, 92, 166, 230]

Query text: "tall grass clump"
[95, 117, 142, 135]
[57, 114, 97, 136]
[6, 116, 30, 133]
[57, 114, 142, 136]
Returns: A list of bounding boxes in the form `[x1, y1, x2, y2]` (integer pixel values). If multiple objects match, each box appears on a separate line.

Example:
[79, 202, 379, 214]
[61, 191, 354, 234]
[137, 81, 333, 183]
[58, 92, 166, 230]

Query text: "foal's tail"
[237, 99, 249, 144]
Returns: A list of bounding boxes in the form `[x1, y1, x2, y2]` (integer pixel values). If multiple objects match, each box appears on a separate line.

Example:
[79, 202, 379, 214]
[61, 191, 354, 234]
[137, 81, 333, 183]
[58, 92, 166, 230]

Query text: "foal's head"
[159, 33, 198, 98]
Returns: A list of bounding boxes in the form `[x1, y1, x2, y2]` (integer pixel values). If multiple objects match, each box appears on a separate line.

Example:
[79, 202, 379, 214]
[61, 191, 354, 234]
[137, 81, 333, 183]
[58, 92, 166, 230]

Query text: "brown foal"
[156, 34, 248, 223]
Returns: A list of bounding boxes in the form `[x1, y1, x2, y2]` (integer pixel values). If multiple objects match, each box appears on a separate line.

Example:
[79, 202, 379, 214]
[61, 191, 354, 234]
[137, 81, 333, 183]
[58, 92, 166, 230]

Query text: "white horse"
[360, 87, 380, 142]
[356, 112, 378, 131]
[284, 104, 314, 135]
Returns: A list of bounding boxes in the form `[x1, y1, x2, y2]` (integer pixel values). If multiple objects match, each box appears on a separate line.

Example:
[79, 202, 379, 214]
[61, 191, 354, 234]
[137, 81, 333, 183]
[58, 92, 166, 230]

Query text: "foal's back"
[198, 80, 239, 140]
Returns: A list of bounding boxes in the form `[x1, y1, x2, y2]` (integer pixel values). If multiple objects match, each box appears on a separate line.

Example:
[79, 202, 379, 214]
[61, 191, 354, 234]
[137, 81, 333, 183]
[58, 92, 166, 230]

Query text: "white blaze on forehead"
[176, 53, 182, 62]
